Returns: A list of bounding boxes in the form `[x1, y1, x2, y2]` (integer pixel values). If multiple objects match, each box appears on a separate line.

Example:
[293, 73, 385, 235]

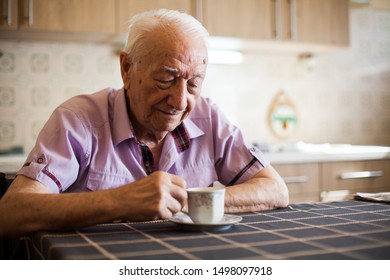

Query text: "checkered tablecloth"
[27, 200, 390, 260]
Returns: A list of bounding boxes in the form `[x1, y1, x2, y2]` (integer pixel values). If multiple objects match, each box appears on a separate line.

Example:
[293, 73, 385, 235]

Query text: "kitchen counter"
[267, 144, 390, 164]
[265, 142, 390, 164]
[1, 145, 389, 174]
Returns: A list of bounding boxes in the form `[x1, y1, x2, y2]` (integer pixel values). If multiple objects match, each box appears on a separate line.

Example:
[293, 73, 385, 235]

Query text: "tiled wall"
[0, 42, 123, 152]
[0, 8, 389, 154]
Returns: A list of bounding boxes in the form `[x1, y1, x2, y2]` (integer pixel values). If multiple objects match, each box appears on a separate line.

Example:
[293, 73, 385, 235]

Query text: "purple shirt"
[17, 88, 270, 194]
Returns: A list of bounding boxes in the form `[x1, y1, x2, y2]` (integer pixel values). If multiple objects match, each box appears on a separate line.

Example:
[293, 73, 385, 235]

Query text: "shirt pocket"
[85, 169, 136, 191]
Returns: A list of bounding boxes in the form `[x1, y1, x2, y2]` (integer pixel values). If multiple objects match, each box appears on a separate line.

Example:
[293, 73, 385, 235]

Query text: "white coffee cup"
[187, 186, 225, 224]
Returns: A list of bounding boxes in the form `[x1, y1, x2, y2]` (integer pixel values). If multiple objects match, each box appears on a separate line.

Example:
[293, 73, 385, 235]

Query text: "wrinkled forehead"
[141, 25, 208, 66]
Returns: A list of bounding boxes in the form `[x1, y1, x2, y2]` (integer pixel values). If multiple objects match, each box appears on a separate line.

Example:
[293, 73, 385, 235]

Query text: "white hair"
[123, 9, 209, 65]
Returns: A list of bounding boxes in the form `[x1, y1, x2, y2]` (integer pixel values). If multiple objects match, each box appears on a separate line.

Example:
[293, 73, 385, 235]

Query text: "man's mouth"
[160, 109, 184, 116]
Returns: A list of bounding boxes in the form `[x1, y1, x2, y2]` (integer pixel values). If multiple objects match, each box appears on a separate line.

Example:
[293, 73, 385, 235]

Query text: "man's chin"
[151, 122, 179, 134]
[167, 122, 182, 132]
[152, 113, 186, 132]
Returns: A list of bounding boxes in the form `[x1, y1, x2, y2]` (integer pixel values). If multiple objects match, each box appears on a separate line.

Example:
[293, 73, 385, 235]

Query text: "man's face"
[121, 29, 208, 137]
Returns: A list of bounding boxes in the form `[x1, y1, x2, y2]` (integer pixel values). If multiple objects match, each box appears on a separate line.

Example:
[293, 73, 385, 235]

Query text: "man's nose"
[167, 80, 187, 111]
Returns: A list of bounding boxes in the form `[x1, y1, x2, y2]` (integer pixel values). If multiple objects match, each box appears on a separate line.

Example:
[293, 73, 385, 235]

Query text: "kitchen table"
[25, 200, 390, 260]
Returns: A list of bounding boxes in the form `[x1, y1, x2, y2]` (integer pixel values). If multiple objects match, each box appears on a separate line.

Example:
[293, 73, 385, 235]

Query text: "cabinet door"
[201, 0, 349, 45]
[0, 0, 18, 30]
[118, 0, 197, 33]
[294, 0, 349, 46]
[202, 0, 275, 39]
[321, 160, 390, 199]
[18, 0, 116, 33]
[273, 163, 320, 203]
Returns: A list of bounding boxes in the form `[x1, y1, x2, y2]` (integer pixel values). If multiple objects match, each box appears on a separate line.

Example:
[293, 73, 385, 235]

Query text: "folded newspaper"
[354, 192, 390, 203]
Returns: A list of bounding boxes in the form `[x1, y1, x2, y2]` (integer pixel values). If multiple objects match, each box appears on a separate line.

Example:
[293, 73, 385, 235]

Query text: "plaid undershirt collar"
[138, 123, 190, 175]
[171, 122, 191, 152]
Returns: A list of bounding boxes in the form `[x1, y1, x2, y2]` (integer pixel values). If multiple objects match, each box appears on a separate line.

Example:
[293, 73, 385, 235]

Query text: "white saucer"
[169, 212, 242, 231]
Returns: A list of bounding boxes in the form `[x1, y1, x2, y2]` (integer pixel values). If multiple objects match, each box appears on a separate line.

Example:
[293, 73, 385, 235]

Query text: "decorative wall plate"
[268, 91, 298, 138]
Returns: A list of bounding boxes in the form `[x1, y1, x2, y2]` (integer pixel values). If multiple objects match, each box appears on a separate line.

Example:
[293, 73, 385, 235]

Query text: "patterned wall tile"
[30, 53, 50, 73]
[0, 52, 15, 73]
[0, 86, 16, 107]
[97, 55, 117, 74]
[375, 11, 390, 32]
[30, 87, 50, 107]
[0, 120, 15, 142]
[356, 10, 373, 30]
[376, 39, 390, 58]
[64, 53, 83, 74]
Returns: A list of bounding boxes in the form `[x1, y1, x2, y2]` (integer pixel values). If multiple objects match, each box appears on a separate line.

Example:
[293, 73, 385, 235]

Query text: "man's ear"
[120, 51, 132, 89]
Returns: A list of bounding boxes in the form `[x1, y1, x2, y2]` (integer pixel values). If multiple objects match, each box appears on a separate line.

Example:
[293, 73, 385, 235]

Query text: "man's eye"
[188, 78, 202, 90]
[157, 79, 174, 88]
[188, 81, 197, 88]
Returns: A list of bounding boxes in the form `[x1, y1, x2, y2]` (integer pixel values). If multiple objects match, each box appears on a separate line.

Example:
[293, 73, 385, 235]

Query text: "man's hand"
[116, 171, 187, 221]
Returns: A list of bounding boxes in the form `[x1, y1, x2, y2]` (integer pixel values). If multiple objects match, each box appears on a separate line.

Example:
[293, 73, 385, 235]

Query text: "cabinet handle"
[21, 0, 33, 26]
[283, 176, 309, 184]
[6, 0, 12, 25]
[290, 0, 297, 40]
[1, 0, 13, 26]
[340, 171, 383, 180]
[274, 0, 282, 40]
[28, 0, 33, 26]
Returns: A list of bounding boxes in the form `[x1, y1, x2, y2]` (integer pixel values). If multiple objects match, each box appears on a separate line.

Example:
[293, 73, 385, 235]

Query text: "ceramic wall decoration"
[268, 91, 298, 139]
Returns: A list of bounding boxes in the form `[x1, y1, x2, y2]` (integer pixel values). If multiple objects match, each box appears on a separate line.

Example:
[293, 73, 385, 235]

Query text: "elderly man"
[0, 9, 288, 237]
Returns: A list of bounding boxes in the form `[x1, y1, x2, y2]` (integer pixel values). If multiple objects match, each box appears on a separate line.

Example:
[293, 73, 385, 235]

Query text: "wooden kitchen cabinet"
[1, 0, 116, 33]
[294, 0, 349, 46]
[1, 0, 350, 47]
[201, 0, 349, 46]
[119, 0, 350, 46]
[0, 0, 18, 30]
[273, 163, 320, 203]
[117, 0, 197, 33]
[274, 159, 390, 204]
[201, 0, 275, 39]
[321, 160, 390, 200]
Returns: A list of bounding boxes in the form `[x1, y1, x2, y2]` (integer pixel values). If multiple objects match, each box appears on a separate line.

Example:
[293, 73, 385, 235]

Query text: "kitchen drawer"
[321, 160, 390, 195]
[273, 163, 320, 203]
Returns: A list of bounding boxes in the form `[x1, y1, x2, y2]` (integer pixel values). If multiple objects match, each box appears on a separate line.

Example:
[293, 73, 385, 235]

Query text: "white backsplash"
[0, 8, 389, 153]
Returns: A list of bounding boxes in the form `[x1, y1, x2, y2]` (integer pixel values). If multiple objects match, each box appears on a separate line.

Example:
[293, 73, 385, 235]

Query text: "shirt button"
[37, 158, 44, 164]
[144, 162, 150, 167]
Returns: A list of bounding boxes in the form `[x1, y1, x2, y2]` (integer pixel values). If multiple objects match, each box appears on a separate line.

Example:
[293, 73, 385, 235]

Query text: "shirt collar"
[112, 88, 135, 146]
[182, 117, 204, 139]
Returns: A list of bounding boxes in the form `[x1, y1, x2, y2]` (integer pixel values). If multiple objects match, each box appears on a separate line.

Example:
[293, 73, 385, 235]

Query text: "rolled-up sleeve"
[211, 102, 270, 186]
[17, 107, 89, 193]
